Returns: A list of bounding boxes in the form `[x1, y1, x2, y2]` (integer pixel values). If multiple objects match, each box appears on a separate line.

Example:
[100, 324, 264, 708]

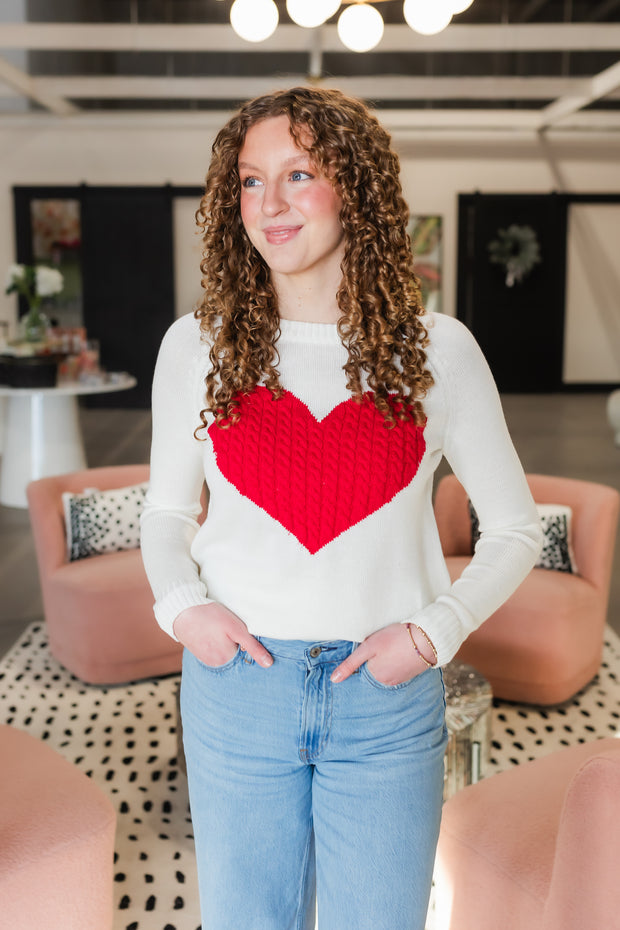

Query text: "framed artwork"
[409, 215, 442, 314]
[30, 197, 83, 328]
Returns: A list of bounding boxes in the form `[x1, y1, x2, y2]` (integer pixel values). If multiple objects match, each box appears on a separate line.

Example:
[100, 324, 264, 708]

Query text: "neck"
[272, 270, 342, 325]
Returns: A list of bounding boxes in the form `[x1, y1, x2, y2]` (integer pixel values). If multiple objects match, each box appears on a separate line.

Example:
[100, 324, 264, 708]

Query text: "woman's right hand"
[172, 603, 273, 669]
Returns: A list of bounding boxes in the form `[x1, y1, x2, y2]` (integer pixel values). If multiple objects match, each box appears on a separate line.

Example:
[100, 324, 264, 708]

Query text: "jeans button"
[309, 646, 321, 658]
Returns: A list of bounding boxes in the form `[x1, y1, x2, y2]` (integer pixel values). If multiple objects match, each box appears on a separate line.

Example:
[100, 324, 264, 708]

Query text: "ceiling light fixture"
[403, 0, 453, 36]
[228, 1, 473, 49]
[286, 0, 342, 30]
[337, 3, 385, 52]
[229, 0, 279, 43]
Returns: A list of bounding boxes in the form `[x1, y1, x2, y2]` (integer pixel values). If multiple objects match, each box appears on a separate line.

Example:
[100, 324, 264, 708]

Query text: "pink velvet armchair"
[27, 464, 183, 684]
[434, 738, 620, 930]
[0, 724, 116, 930]
[434, 473, 619, 705]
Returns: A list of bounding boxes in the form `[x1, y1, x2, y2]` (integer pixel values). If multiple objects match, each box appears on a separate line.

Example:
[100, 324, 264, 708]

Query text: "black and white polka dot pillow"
[535, 504, 577, 573]
[469, 501, 577, 573]
[62, 483, 148, 562]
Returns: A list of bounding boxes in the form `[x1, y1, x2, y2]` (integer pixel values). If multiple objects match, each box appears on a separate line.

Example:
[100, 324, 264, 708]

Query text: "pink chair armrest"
[543, 745, 620, 930]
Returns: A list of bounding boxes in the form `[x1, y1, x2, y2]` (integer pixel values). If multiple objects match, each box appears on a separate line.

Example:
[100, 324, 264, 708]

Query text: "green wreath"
[488, 224, 541, 287]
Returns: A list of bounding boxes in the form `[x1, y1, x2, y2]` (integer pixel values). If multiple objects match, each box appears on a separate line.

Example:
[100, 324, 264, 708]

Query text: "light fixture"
[403, 0, 453, 35]
[286, 0, 342, 29]
[228, 0, 474, 50]
[337, 3, 385, 53]
[230, 0, 279, 43]
[449, 0, 474, 12]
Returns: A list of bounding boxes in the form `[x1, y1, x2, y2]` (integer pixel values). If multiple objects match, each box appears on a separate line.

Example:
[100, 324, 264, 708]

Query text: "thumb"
[237, 632, 273, 668]
[331, 643, 370, 683]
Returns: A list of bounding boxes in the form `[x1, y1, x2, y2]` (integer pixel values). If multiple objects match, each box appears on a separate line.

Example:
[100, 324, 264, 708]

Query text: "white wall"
[173, 197, 204, 318]
[564, 203, 620, 382]
[1, 123, 620, 380]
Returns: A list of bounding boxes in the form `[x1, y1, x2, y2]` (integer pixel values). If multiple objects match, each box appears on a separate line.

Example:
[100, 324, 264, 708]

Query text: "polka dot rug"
[1, 622, 620, 930]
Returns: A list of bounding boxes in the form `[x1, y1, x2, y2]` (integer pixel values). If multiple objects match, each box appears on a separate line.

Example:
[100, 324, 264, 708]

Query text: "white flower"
[35, 266, 64, 297]
[5, 263, 25, 288]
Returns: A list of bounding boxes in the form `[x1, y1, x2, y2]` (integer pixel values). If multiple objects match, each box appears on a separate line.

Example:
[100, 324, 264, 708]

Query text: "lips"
[263, 226, 302, 244]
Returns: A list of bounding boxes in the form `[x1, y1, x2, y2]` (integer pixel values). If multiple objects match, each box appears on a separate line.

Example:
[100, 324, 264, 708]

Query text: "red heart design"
[209, 387, 426, 554]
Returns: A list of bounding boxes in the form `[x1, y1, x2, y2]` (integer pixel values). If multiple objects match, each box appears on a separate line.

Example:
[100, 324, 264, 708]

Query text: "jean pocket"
[360, 662, 426, 692]
[196, 646, 242, 674]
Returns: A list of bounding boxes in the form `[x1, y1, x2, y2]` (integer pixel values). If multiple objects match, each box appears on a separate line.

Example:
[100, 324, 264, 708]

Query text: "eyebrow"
[238, 154, 313, 171]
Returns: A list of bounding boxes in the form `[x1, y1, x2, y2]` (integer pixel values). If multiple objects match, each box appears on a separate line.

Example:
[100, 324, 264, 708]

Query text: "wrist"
[405, 623, 438, 668]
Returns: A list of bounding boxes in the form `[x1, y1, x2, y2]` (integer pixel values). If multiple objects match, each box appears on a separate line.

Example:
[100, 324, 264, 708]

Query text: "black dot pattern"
[2, 623, 620, 929]
[63, 483, 148, 562]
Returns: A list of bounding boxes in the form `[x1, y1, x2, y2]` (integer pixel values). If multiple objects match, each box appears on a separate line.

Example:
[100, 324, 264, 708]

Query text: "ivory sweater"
[140, 310, 542, 666]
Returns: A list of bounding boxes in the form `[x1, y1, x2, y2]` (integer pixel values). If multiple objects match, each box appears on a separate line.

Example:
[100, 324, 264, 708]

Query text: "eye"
[241, 176, 262, 189]
[290, 170, 312, 182]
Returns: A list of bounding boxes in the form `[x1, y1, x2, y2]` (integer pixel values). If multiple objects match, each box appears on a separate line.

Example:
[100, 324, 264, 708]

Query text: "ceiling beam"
[17, 74, 619, 102]
[1, 107, 620, 137]
[0, 54, 77, 116]
[538, 59, 620, 129]
[1, 22, 620, 54]
[1, 104, 620, 135]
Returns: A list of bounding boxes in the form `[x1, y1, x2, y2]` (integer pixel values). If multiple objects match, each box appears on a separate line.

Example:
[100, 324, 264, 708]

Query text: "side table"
[443, 660, 493, 800]
[0, 374, 137, 508]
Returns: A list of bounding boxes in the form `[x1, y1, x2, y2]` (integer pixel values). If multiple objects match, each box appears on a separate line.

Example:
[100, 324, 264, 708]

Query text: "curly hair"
[194, 85, 433, 433]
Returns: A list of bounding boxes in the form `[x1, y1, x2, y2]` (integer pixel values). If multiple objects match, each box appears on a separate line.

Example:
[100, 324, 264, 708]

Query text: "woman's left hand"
[330, 622, 434, 685]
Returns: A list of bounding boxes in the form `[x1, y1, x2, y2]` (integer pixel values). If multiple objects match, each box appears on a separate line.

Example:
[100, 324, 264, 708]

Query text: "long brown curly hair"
[194, 85, 433, 433]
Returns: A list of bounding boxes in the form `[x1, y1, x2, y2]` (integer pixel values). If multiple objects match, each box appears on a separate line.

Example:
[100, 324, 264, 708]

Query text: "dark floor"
[1, 393, 619, 658]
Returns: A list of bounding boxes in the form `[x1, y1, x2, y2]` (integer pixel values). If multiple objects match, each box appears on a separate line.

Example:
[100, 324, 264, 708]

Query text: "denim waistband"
[255, 636, 358, 667]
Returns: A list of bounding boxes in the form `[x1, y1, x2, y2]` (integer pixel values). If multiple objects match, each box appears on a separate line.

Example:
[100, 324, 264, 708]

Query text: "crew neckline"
[277, 317, 342, 346]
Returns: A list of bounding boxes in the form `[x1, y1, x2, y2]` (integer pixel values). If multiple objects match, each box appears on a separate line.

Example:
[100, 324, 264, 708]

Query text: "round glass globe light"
[449, 0, 474, 13]
[403, 0, 453, 35]
[337, 3, 384, 53]
[230, 0, 279, 43]
[286, 0, 341, 29]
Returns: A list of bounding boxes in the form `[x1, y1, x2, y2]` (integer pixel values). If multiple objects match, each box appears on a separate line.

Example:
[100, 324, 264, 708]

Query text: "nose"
[261, 181, 288, 217]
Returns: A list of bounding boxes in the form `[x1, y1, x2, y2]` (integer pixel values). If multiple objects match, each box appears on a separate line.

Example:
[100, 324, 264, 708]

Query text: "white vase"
[21, 306, 49, 343]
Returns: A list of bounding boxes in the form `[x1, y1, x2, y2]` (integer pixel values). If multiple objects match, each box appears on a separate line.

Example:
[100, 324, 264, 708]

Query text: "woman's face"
[238, 115, 345, 286]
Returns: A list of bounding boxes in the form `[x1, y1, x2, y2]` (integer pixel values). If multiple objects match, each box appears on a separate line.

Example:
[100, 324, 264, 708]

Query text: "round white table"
[0, 374, 137, 508]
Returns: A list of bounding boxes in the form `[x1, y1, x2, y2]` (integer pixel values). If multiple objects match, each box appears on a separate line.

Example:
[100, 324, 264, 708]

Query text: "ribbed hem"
[153, 584, 214, 641]
[277, 317, 342, 346]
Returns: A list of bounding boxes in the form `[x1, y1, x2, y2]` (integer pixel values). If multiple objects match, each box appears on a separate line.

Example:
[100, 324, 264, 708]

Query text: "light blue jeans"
[181, 637, 447, 930]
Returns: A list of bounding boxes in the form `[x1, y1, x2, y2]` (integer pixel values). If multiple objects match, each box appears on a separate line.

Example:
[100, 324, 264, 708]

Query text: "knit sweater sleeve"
[407, 315, 543, 666]
[140, 314, 214, 640]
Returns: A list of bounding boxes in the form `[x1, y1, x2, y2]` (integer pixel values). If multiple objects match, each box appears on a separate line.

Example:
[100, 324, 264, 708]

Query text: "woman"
[141, 86, 542, 930]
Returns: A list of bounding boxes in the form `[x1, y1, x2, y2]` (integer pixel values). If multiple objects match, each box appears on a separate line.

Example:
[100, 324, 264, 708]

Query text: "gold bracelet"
[406, 623, 434, 668]
[413, 624, 438, 665]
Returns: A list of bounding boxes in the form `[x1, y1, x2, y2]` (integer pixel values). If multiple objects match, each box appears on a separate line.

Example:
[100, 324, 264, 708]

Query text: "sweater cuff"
[153, 583, 215, 641]
[403, 600, 471, 668]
